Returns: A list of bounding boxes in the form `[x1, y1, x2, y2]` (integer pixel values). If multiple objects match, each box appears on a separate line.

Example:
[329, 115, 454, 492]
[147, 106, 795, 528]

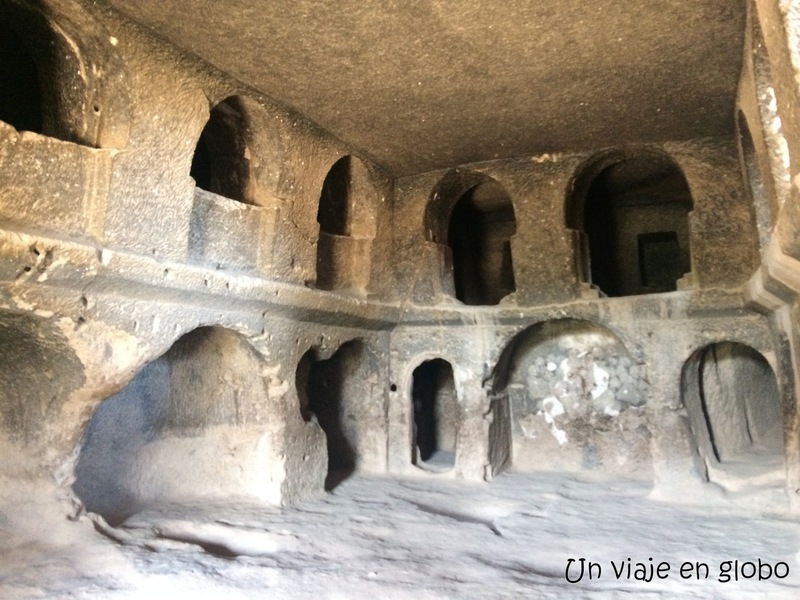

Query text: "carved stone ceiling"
[106, 0, 746, 177]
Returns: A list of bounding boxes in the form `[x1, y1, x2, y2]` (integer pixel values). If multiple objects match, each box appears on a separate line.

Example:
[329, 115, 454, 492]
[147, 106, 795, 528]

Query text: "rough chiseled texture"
[105, 0, 747, 176]
[2, 0, 800, 597]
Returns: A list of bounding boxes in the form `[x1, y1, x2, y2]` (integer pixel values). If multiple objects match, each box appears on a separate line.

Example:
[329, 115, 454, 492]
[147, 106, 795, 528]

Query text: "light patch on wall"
[539, 396, 567, 445]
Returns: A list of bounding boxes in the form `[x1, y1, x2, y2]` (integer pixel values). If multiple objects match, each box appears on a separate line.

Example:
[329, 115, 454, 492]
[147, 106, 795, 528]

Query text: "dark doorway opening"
[411, 359, 457, 471]
[637, 231, 681, 288]
[190, 97, 252, 203]
[296, 341, 362, 490]
[573, 153, 693, 297]
[447, 181, 516, 305]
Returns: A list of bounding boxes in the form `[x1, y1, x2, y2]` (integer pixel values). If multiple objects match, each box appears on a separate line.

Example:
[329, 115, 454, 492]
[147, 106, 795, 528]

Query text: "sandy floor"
[2, 472, 800, 599]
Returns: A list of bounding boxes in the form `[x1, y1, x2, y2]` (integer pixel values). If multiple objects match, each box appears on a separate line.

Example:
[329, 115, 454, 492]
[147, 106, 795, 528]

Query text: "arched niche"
[567, 150, 693, 297]
[315, 155, 378, 293]
[73, 327, 325, 525]
[425, 171, 517, 305]
[410, 358, 458, 472]
[191, 96, 257, 204]
[681, 342, 785, 488]
[0, 2, 130, 148]
[188, 95, 284, 271]
[489, 319, 651, 478]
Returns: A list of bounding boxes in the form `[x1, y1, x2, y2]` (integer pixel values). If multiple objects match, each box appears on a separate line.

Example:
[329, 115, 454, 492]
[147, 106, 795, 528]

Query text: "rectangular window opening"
[638, 231, 681, 290]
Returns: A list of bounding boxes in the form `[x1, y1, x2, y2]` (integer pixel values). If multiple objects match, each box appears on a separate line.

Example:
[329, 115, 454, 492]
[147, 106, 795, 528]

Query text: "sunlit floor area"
[2, 472, 799, 599]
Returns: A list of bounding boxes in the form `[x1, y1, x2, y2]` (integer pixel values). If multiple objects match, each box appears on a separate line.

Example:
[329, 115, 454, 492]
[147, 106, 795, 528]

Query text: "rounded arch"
[317, 154, 378, 239]
[425, 170, 517, 305]
[0, 2, 130, 148]
[407, 357, 458, 472]
[72, 326, 273, 524]
[424, 169, 496, 244]
[317, 156, 351, 237]
[315, 154, 379, 293]
[566, 147, 694, 297]
[681, 341, 785, 486]
[488, 318, 650, 478]
[190, 94, 284, 206]
[191, 96, 254, 203]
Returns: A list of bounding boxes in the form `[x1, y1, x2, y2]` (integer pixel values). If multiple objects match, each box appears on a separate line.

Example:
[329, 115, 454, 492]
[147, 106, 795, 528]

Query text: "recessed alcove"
[489, 319, 651, 478]
[296, 341, 364, 489]
[681, 342, 785, 488]
[568, 152, 694, 297]
[425, 173, 517, 305]
[73, 327, 324, 526]
[315, 155, 377, 293]
[190, 97, 253, 203]
[0, 3, 121, 147]
[410, 358, 458, 471]
[447, 181, 517, 305]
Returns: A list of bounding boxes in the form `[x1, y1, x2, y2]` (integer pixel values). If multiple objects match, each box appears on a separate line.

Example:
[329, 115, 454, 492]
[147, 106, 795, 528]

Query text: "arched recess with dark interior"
[489, 319, 651, 479]
[0, 3, 128, 147]
[410, 358, 458, 471]
[190, 96, 256, 203]
[681, 342, 785, 486]
[425, 172, 517, 305]
[567, 150, 694, 297]
[73, 327, 284, 526]
[295, 340, 364, 490]
[315, 155, 378, 293]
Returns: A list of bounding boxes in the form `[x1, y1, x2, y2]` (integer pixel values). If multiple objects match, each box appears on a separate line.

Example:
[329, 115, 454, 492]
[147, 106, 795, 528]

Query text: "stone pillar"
[454, 369, 492, 481]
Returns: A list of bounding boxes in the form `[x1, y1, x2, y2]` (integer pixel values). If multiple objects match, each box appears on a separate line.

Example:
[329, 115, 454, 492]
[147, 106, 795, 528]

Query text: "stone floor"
[2, 471, 799, 599]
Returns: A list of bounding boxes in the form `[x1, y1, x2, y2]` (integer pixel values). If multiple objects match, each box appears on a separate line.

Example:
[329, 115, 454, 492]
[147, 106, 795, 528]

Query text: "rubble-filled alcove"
[681, 341, 786, 489]
[490, 319, 652, 478]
